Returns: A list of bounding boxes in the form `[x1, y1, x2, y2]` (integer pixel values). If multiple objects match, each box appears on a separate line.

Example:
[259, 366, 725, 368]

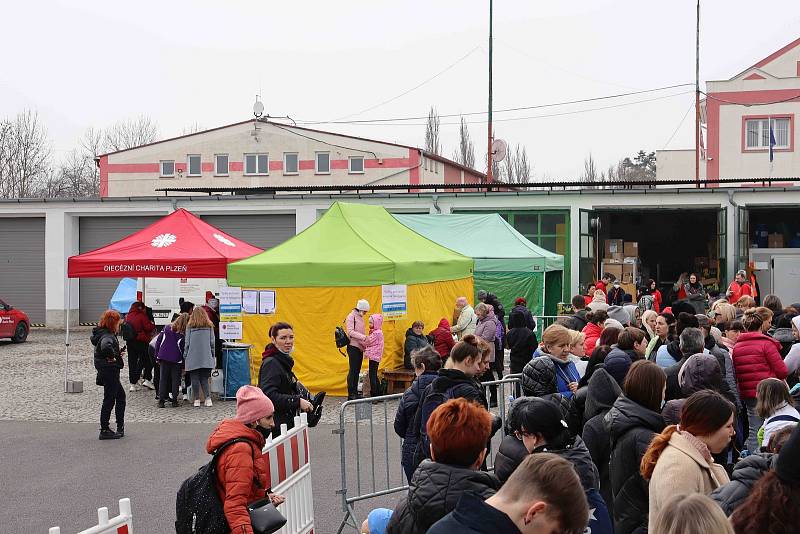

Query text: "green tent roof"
[394, 213, 564, 273]
[227, 202, 474, 287]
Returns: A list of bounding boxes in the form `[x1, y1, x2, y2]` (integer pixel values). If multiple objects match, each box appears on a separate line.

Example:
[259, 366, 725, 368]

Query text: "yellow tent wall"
[240, 277, 473, 396]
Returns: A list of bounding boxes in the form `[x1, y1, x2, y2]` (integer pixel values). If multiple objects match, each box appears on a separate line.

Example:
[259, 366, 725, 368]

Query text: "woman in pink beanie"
[205, 385, 285, 533]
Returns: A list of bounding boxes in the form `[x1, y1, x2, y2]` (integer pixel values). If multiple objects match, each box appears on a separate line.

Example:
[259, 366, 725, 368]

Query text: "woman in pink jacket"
[345, 299, 370, 400]
[732, 308, 788, 452]
[363, 314, 384, 398]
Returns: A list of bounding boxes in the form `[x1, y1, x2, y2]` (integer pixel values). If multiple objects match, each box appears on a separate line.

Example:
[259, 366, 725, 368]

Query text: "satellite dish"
[253, 97, 264, 118]
[491, 138, 508, 162]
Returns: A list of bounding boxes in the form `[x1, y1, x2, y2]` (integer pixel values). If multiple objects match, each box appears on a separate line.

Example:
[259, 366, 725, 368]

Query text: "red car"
[0, 298, 29, 342]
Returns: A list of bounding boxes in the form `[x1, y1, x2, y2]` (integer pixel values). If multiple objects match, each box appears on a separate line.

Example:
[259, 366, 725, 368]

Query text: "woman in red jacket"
[731, 309, 788, 453]
[206, 386, 285, 534]
[581, 309, 609, 355]
[428, 318, 456, 360]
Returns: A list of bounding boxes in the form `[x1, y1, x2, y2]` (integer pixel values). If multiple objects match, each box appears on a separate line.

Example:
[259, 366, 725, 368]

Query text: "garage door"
[200, 214, 295, 250]
[0, 218, 45, 323]
[79, 215, 161, 323]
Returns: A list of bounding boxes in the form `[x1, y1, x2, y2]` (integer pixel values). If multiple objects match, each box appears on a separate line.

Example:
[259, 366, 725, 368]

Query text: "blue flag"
[769, 122, 776, 163]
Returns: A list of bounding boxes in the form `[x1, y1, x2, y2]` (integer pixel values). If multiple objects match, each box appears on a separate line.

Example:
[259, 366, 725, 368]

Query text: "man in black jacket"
[664, 328, 705, 401]
[566, 295, 589, 332]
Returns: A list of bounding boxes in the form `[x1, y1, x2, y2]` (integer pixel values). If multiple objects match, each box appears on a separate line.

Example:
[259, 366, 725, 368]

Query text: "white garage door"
[0, 217, 45, 323]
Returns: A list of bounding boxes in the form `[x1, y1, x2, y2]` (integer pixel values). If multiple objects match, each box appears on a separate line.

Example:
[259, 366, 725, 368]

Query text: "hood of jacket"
[434, 368, 476, 392]
[772, 327, 795, 344]
[262, 343, 294, 370]
[205, 419, 266, 454]
[436, 318, 450, 330]
[508, 308, 527, 329]
[607, 395, 666, 441]
[369, 314, 384, 331]
[544, 436, 599, 491]
[680, 353, 722, 396]
[664, 339, 684, 364]
[732, 452, 776, 483]
[91, 327, 114, 346]
[584, 368, 622, 420]
[603, 347, 636, 386]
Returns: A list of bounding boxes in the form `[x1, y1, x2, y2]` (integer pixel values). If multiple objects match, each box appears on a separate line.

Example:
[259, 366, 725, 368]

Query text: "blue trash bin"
[222, 342, 253, 400]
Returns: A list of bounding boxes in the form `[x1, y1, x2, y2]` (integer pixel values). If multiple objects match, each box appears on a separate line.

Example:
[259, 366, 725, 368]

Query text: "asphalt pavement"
[0, 420, 403, 534]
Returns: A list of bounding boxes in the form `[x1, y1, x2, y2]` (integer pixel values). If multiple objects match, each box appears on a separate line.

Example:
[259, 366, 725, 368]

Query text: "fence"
[535, 315, 571, 337]
[263, 412, 315, 534]
[49, 498, 133, 534]
[334, 375, 521, 533]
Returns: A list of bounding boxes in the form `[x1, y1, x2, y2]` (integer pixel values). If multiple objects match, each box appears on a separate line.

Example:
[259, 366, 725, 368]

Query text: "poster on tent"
[219, 286, 243, 340]
[381, 284, 408, 320]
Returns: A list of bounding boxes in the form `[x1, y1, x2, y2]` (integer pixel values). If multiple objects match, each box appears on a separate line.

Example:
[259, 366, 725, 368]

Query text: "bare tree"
[505, 144, 531, 184]
[103, 115, 158, 152]
[581, 153, 599, 189]
[452, 117, 475, 168]
[424, 106, 441, 155]
[0, 110, 52, 198]
[182, 122, 204, 135]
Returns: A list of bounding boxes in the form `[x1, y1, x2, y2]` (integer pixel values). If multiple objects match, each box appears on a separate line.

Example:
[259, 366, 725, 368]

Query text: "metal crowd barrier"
[334, 375, 522, 533]
[263, 412, 315, 534]
[49, 498, 133, 534]
[535, 315, 571, 337]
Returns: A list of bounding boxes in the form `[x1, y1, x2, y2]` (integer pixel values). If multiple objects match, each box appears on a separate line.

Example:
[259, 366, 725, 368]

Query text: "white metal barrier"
[49, 498, 133, 534]
[263, 412, 315, 534]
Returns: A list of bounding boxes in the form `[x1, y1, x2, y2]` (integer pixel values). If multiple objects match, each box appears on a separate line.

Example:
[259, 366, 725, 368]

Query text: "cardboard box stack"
[602, 239, 640, 296]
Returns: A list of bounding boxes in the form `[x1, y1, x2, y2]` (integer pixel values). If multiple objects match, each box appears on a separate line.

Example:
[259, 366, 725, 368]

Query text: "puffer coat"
[206, 420, 268, 534]
[522, 353, 579, 399]
[582, 322, 603, 355]
[710, 453, 775, 516]
[387, 460, 499, 534]
[732, 331, 787, 399]
[606, 395, 666, 534]
[394, 371, 438, 469]
[92, 327, 124, 370]
[428, 319, 456, 359]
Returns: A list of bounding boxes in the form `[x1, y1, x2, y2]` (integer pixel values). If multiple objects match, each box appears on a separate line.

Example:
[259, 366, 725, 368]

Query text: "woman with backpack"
[91, 309, 126, 440]
[155, 312, 188, 408]
[203, 385, 285, 534]
[345, 299, 370, 400]
[184, 307, 217, 408]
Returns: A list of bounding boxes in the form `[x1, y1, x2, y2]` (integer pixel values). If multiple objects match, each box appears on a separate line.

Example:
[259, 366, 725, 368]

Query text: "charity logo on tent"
[213, 233, 236, 247]
[151, 233, 177, 248]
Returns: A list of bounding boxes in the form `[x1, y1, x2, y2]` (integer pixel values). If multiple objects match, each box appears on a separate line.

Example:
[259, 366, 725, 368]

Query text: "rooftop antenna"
[252, 95, 264, 142]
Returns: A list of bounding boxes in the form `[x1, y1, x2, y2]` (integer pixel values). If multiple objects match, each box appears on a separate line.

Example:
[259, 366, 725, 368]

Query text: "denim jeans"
[99, 367, 126, 431]
[189, 368, 212, 400]
[744, 398, 763, 452]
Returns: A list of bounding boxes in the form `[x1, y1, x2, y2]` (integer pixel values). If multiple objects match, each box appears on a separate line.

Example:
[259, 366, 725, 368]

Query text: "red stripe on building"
[298, 160, 315, 171]
[99, 155, 109, 197]
[175, 163, 187, 172]
[276, 443, 287, 482]
[201, 162, 214, 172]
[290, 435, 300, 471]
[230, 161, 243, 172]
[107, 163, 160, 173]
[331, 159, 348, 170]
[365, 157, 411, 169]
[269, 161, 283, 171]
[408, 149, 421, 186]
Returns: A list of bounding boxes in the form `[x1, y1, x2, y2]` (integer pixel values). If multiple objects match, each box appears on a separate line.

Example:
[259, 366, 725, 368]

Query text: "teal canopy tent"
[395, 213, 564, 316]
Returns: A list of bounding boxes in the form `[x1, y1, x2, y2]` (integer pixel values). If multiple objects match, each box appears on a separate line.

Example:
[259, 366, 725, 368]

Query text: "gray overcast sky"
[3, 1, 799, 179]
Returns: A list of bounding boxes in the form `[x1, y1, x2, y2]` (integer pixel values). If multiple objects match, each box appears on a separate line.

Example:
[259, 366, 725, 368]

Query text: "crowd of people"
[90, 295, 223, 439]
[354, 275, 800, 534]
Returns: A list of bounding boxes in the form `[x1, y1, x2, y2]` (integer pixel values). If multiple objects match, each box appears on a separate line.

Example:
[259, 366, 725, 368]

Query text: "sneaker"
[182, 393, 189, 401]
[193, 400, 201, 407]
[142, 380, 155, 390]
[157, 401, 165, 408]
[129, 384, 141, 392]
[204, 398, 213, 407]
[116, 427, 124, 438]
[99, 429, 121, 440]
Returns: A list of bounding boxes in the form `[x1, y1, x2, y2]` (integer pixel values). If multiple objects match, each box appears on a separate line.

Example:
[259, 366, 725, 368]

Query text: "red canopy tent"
[63, 208, 263, 391]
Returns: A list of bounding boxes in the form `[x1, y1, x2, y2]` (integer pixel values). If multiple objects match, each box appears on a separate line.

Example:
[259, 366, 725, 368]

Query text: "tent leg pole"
[64, 279, 71, 393]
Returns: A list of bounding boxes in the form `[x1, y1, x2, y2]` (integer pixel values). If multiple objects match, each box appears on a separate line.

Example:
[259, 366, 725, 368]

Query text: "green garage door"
[0, 217, 45, 323]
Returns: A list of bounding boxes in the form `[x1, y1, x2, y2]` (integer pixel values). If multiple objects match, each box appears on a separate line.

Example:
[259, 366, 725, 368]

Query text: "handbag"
[247, 498, 287, 534]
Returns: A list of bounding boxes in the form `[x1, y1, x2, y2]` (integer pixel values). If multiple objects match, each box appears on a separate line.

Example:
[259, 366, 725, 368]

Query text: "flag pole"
[695, 0, 701, 188]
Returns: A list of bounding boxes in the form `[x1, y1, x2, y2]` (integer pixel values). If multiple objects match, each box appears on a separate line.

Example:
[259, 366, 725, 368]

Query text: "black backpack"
[120, 321, 136, 342]
[175, 438, 257, 534]
[334, 326, 349, 349]
[411, 385, 459, 468]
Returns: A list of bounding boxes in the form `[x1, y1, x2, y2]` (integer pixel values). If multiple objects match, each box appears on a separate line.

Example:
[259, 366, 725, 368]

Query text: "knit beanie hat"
[776, 423, 800, 484]
[604, 318, 625, 331]
[607, 306, 630, 326]
[234, 385, 274, 424]
[356, 299, 370, 312]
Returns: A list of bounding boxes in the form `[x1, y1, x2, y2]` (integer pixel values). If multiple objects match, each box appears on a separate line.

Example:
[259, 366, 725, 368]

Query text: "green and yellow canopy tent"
[226, 202, 474, 396]
[394, 213, 564, 317]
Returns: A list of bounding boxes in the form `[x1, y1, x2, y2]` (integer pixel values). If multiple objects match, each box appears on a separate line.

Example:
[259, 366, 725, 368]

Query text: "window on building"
[284, 152, 299, 175]
[316, 152, 330, 174]
[349, 156, 364, 174]
[187, 155, 201, 176]
[745, 117, 791, 149]
[215, 154, 229, 176]
[245, 153, 269, 175]
[160, 160, 175, 178]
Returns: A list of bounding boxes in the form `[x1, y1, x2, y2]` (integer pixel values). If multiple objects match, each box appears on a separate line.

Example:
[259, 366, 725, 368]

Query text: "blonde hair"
[568, 330, 585, 346]
[651, 493, 734, 534]
[712, 302, 736, 324]
[171, 312, 190, 334]
[542, 324, 572, 348]
[187, 307, 213, 329]
[736, 295, 756, 310]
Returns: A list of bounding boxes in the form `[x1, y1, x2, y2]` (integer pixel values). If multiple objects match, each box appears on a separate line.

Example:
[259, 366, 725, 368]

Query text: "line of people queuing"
[359, 277, 800, 534]
[90, 296, 223, 440]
